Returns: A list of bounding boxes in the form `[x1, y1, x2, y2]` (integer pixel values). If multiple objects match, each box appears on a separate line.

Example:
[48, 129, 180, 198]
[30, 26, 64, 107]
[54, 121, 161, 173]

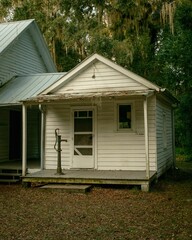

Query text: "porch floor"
[0, 159, 40, 170]
[22, 169, 157, 191]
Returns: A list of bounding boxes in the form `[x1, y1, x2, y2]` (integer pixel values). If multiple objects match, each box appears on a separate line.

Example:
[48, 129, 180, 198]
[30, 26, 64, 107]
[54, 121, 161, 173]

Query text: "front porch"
[22, 169, 157, 192]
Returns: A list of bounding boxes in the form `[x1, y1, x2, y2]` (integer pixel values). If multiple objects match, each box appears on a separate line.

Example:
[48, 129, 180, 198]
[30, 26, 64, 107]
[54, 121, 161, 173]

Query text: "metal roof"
[0, 19, 57, 72]
[0, 73, 66, 105]
[0, 19, 33, 55]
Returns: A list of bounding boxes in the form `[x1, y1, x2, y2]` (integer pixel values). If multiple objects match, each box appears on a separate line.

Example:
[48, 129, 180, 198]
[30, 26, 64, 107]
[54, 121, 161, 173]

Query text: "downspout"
[144, 97, 149, 179]
[39, 104, 46, 170]
[143, 91, 155, 179]
[22, 104, 27, 176]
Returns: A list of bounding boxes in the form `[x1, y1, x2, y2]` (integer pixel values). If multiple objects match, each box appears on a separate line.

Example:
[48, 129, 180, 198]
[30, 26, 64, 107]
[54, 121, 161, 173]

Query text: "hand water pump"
[54, 128, 67, 175]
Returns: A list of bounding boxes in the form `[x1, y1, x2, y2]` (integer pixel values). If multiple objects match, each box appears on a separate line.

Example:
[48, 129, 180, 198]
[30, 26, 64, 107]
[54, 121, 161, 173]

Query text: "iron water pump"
[54, 128, 67, 175]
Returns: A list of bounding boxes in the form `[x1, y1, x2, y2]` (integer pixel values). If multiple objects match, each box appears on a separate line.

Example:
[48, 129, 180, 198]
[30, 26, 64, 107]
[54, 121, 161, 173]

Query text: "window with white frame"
[117, 103, 132, 130]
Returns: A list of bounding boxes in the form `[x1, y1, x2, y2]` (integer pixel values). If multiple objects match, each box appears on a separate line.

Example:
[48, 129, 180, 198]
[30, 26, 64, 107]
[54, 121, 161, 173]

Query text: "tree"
[153, 0, 192, 152]
[1, 0, 191, 152]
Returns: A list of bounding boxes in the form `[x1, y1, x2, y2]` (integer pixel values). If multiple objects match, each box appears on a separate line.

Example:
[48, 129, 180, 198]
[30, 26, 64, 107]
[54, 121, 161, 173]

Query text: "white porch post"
[22, 104, 27, 176]
[144, 97, 150, 179]
[39, 104, 45, 170]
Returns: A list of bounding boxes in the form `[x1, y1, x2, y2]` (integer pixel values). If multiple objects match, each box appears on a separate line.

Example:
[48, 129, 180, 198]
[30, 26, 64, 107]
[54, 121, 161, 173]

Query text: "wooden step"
[0, 173, 21, 177]
[40, 184, 92, 193]
[0, 169, 21, 183]
[0, 179, 20, 183]
[0, 169, 22, 174]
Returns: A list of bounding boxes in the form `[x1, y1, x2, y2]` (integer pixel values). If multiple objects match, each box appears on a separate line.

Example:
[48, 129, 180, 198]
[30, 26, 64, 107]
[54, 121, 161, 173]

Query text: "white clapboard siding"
[56, 61, 148, 94]
[0, 30, 47, 85]
[156, 99, 173, 176]
[148, 96, 157, 171]
[44, 97, 157, 171]
[0, 109, 9, 161]
[96, 98, 156, 171]
[44, 105, 71, 169]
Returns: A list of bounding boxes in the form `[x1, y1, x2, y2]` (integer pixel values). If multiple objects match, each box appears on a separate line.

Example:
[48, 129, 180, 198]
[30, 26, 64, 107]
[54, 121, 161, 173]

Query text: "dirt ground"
[0, 161, 192, 240]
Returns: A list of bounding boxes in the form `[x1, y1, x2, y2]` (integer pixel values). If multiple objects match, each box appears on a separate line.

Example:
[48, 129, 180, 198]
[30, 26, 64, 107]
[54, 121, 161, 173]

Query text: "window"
[117, 104, 132, 130]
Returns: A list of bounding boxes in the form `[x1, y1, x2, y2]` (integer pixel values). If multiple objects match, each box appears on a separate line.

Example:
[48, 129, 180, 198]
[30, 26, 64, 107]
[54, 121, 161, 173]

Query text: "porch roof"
[22, 89, 155, 104]
[22, 88, 178, 105]
[0, 73, 66, 106]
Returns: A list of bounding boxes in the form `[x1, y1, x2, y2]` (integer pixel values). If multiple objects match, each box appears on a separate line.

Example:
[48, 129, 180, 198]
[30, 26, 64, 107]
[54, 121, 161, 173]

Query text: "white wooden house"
[22, 54, 177, 190]
[0, 20, 62, 173]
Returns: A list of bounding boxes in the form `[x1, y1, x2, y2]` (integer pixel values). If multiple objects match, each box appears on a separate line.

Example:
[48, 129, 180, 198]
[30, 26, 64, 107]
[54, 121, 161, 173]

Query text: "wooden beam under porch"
[22, 170, 157, 192]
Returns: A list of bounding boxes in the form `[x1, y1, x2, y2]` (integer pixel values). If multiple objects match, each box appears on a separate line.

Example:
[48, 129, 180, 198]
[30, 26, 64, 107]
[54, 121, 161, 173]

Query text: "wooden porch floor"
[0, 159, 40, 170]
[22, 169, 157, 191]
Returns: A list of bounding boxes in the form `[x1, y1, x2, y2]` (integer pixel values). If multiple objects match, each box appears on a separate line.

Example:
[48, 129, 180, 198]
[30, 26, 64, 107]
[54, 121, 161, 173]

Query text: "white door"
[72, 109, 95, 168]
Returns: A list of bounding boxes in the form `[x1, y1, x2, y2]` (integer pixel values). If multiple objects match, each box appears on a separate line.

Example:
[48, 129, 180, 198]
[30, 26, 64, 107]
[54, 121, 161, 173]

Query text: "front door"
[72, 109, 95, 168]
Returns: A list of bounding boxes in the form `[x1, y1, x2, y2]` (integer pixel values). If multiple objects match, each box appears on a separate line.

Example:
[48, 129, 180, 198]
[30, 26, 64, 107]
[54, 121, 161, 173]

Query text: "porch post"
[39, 104, 45, 170]
[144, 97, 150, 179]
[22, 104, 27, 176]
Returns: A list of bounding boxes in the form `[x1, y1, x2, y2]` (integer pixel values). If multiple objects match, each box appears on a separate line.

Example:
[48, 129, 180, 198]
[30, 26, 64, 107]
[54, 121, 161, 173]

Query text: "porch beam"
[22, 104, 27, 176]
[144, 97, 150, 179]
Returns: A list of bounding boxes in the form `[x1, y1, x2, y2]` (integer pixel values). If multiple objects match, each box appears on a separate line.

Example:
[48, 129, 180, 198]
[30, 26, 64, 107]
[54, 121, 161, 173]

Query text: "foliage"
[0, 0, 192, 151]
[153, 0, 192, 151]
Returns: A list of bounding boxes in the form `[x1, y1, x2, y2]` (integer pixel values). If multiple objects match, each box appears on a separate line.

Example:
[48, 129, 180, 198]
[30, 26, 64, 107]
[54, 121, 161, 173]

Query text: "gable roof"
[42, 53, 161, 94]
[0, 19, 56, 72]
[21, 53, 177, 105]
[0, 73, 66, 106]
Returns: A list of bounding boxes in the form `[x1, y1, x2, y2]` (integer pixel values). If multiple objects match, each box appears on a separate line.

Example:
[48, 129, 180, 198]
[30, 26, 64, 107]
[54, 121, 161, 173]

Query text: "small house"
[22, 53, 177, 191]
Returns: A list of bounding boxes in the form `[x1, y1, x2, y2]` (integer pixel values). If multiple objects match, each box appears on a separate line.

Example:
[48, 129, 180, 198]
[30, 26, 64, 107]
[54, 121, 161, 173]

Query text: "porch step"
[0, 169, 22, 183]
[0, 179, 20, 183]
[39, 184, 92, 193]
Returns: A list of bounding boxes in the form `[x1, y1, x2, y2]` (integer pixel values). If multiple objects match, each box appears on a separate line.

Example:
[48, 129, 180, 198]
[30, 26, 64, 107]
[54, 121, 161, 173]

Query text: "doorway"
[9, 110, 22, 160]
[72, 109, 95, 168]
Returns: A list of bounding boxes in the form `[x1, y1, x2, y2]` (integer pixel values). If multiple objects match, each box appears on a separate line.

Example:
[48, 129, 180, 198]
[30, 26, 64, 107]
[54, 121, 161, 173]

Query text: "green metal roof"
[0, 19, 34, 55]
[0, 73, 66, 105]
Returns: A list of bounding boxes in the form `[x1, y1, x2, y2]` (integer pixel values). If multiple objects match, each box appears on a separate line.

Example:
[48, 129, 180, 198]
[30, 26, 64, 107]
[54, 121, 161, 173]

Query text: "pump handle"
[54, 128, 60, 151]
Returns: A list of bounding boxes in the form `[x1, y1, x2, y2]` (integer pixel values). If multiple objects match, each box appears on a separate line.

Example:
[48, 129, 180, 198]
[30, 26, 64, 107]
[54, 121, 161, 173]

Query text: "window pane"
[119, 105, 131, 129]
[74, 118, 92, 132]
[74, 134, 92, 145]
[74, 148, 92, 155]
[78, 111, 87, 118]
[74, 111, 78, 118]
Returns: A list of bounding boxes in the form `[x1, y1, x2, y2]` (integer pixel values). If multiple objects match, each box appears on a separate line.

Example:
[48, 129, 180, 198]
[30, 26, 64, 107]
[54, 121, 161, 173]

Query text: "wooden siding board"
[156, 100, 173, 176]
[44, 97, 157, 171]
[56, 61, 148, 94]
[44, 105, 71, 169]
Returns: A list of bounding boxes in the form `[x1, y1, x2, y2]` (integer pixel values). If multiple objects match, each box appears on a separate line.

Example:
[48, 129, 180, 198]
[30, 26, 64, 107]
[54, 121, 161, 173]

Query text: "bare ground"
[0, 162, 192, 240]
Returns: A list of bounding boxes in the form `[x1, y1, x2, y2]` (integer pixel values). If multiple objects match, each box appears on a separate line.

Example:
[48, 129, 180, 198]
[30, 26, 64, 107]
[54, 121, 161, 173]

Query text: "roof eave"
[21, 89, 155, 105]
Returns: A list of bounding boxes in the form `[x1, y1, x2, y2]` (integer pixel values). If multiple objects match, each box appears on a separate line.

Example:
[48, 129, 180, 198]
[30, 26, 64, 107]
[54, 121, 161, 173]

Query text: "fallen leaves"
[0, 168, 192, 240]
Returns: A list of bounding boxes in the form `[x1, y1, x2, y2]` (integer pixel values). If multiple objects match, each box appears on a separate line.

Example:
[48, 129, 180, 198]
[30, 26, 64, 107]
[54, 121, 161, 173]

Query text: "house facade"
[22, 54, 177, 179]
[0, 20, 177, 189]
[0, 20, 60, 169]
